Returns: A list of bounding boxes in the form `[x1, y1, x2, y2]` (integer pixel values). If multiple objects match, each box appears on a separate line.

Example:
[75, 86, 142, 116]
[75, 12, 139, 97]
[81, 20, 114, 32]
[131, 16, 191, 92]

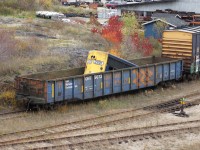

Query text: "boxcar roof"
[165, 26, 200, 34]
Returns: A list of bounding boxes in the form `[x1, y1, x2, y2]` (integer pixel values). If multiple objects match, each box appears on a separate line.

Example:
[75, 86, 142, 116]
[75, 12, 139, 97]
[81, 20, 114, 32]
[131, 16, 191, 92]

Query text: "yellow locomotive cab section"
[84, 50, 109, 74]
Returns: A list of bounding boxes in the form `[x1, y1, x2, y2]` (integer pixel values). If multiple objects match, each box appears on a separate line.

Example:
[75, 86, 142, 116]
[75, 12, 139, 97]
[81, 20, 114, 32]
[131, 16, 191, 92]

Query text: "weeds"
[0, 90, 16, 107]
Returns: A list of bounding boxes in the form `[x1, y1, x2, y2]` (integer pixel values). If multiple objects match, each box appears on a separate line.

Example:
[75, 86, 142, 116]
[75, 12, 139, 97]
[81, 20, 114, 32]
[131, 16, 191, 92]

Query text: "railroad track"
[0, 110, 27, 121]
[2, 119, 200, 150]
[0, 91, 200, 148]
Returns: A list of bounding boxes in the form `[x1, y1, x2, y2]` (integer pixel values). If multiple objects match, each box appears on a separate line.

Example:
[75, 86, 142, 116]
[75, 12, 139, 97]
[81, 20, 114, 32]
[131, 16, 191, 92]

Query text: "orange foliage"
[109, 48, 121, 57]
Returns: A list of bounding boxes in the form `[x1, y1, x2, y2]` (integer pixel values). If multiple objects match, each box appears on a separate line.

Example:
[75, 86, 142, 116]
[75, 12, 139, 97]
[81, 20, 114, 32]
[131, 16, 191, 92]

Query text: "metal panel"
[55, 81, 64, 102]
[146, 66, 154, 87]
[156, 65, 162, 84]
[104, 73, 112, 95]
[107, 54, 138, 69]
[139, 68, 146, 88]
[131, 69, 139, 90]
[47, 81, 54, 103]
[65, 79, 73, 100]
[74, 78, 83, 100]
[113, 71, 122, 93]
[169, 63, 176, 79]
[192, 34, 196, 73]
[175, 61, 182, 79]
[196, 34, 200, 72]
[84, 76, 94, 99]
[123, 70, 130, 91]
[163, 64, 170, 81]
[198, 34, 200, 71]
[94, 74, 103, 97]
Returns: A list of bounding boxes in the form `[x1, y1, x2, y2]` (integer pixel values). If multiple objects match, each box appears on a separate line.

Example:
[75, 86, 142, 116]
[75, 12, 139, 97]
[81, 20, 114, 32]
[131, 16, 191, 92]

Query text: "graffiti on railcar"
[132, 69, 138, 87]
[114, 73, 121, 85]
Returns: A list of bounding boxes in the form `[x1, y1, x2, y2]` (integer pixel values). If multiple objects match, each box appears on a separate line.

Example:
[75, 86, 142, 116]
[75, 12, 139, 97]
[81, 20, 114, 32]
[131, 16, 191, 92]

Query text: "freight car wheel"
[32, 105, 41, 111]
[48, 105, 54, 111]
[187, 74, 193, 81]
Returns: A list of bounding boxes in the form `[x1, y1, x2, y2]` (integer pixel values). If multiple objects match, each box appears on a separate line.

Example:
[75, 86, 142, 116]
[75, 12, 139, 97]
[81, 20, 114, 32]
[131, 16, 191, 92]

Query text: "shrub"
[0, 90, 16, 107]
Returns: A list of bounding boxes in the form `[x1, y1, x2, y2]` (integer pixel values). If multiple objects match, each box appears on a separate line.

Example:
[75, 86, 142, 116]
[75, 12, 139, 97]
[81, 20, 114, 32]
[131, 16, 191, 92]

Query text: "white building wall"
[118, 0, 200, 13]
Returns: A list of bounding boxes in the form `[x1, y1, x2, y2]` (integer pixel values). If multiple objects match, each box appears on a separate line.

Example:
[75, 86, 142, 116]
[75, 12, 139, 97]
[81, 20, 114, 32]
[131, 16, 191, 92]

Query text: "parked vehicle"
[62, 1, 81, 7]
[36, 11, 65, 19]
[105, 1, 120, 9]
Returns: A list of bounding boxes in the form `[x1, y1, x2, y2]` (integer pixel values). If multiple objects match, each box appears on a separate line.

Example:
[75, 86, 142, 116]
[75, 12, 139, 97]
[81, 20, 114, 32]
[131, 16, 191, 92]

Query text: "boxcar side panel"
[131, 69, 139, 90]
[123, 70, 131, 92]
[197, 34, 200, 72]
[47, 81, 55, 103]
[163, 64, 170, 81]
[175, 61, 183, 79]
[139, 68, 146, 88]
[104, 73, 112, 95]
[55, 81, 64, 102]
[65, 79, 73, 100]
[156, 65, 163, 84]
[94, 74, 103, 97]
[74, 78, 83, 100]
[147, 66, 154, 87]
[169, 63, 175, 80]
[84, 76, 94, 99]
[113, 71, 122, 93]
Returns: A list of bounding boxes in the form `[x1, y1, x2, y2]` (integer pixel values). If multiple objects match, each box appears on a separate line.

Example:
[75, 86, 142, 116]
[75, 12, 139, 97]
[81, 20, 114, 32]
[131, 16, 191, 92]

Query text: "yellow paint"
[163, 31, 192, 41]
[84, 50, 109, 74]
[81, 86, 84, 93]
[180, 101, 186, 105]
[128, 78, 130, 84]
[100, 82, 103, 89]
[52, 83, 54, 98]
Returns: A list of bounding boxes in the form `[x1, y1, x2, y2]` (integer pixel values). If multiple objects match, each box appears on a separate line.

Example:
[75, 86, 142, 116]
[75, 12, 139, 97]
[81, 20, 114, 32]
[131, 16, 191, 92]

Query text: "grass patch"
[53, 6, 97, 15]
[0, 90, 16, 108]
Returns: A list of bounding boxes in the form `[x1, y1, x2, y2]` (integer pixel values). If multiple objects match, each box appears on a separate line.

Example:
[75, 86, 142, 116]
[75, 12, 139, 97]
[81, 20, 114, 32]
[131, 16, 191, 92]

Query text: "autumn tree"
[91, 13, 154, 58]
[122, 13, 139, 36]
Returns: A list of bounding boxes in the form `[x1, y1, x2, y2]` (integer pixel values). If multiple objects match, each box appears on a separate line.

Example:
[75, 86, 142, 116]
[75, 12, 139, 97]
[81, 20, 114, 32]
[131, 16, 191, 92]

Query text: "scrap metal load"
[84, 50, 138, 74]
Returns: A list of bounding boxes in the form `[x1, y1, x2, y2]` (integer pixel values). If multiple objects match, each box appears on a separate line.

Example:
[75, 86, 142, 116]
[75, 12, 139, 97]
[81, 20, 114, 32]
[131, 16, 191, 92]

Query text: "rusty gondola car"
[15, 54, 183, 109]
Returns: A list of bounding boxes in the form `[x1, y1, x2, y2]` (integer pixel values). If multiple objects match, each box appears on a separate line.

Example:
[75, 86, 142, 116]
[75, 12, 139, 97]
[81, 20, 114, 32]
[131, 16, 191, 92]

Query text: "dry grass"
[0, 90, 16, 108]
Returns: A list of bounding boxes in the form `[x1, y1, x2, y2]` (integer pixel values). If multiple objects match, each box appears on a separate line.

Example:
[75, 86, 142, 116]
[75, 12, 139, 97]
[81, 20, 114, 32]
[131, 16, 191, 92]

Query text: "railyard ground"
[0, 16, 200, 150]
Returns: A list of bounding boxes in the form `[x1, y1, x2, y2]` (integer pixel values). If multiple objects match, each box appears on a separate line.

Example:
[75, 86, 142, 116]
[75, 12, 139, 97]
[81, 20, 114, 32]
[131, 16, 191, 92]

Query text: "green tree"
[153, 20, 168, 38]
[121, 13, 140, 36]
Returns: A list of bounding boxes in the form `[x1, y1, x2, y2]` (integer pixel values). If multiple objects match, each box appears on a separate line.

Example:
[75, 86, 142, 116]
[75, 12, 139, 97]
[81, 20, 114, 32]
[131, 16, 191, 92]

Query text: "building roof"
[142, 19, 176, 27]
[178, 26, 200, 33]
[117, 0, 175, 7]
[164, 26, 200, 34]
[145, 13, 189, 27]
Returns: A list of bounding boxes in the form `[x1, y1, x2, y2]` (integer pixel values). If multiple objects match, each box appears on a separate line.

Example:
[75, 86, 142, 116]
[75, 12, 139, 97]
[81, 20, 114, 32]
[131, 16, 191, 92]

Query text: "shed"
[142, 13, 189, 39]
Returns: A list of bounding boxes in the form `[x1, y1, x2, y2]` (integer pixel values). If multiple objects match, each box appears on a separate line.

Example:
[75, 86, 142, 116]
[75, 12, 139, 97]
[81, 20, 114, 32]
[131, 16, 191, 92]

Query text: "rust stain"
[132, 70, 138, 87]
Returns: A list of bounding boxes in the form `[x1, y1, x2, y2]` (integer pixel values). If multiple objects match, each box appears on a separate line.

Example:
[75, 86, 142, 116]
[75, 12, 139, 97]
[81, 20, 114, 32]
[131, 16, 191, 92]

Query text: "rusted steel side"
[15, 77, 45, 99]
